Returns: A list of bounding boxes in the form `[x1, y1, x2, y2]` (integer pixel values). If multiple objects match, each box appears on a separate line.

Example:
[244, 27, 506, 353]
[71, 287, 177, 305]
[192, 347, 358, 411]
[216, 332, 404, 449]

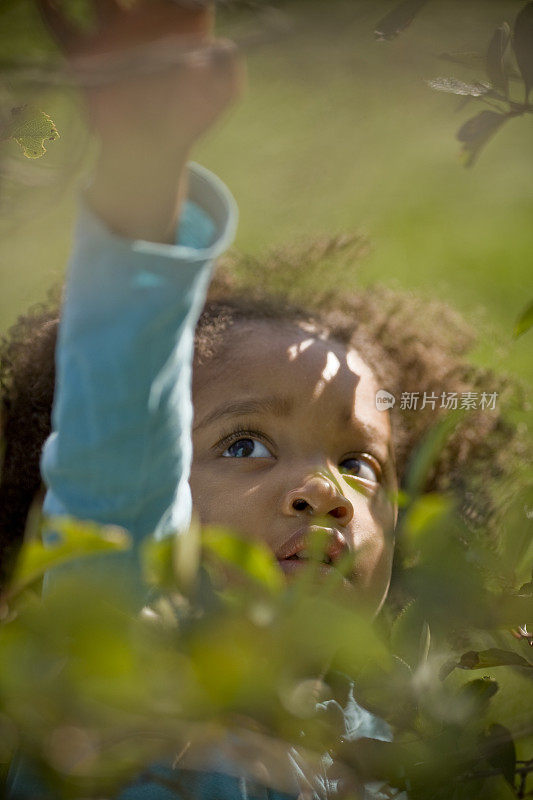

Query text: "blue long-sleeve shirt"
[41, 162, 237, 551]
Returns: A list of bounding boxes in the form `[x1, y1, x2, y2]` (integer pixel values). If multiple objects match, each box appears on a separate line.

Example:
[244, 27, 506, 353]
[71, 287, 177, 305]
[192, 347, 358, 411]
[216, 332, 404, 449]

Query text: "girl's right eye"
[222, 438, 272, 459]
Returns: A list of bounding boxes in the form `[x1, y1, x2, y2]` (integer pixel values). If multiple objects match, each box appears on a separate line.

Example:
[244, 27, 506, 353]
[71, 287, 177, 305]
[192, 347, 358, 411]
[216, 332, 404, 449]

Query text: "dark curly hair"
[0, 299, 59, 588]
[0, 237, 528, 590]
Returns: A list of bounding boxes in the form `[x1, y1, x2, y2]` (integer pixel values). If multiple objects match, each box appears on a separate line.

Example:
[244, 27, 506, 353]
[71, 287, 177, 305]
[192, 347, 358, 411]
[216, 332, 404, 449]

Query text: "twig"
[0, 8, 292, 90]
[463, 762, 533, 782]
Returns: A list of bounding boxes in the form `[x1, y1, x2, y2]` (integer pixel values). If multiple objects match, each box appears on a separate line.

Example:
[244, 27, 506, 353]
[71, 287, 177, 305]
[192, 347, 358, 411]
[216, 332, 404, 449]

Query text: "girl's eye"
[339, 456, 380, 484]
[222, 438, 272, 459]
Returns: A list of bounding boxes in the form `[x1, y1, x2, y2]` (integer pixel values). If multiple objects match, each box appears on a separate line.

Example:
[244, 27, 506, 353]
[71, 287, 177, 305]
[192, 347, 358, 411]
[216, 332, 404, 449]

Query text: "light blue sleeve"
[40, 163, 237, 558]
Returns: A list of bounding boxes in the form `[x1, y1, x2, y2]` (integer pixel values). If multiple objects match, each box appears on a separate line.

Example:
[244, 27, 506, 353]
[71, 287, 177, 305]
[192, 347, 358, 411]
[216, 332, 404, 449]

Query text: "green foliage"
[1, 106, 60, 159]
[514, 300, 533, 338]
[457, 649, 533, 670]
[457, 110, 509, 169]
[203, 525, 284, 594]
[374, 0, 431, 42]
[0, 421, 531, 799]
[513, 2, 533, 101]
[486, 23, 511, 97]
[6, 516, 130, 601]
[377, 0, 533, 166]
[0, 3, 531, 795]
[439, 1, 533, 166]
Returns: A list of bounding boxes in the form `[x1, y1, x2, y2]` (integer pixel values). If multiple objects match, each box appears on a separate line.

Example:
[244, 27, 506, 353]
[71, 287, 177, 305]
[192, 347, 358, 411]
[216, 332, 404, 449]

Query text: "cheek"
[189, 460, 268, 529]
[189, 463, 226, 524]
[351, 529, 394, 614]
[370, 474, 397, 526]
[347, 498, 395, 598]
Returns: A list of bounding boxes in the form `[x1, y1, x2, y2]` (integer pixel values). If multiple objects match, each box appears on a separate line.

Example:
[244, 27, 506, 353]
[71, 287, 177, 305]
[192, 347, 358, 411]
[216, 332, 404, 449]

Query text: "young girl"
[0, 1, 525, 797]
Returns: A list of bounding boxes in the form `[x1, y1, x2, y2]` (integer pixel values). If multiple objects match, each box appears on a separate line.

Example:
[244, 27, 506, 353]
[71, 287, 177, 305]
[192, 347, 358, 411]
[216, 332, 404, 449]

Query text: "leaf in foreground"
[1, 107, 60, 159]
[486, 22, 511, 96]
[513, 299, 533, 338]
[374, 0, 430, 41]
[439, 51, 485, 69]
[404, 409, 465, 497]
[426, 77, 490, 97]
[513, 0, 533, 101]
[480, 723, 517, 788]
[457, 648, 533, 670]
[456, 110, 509, 167]
[7, 516, 131, 598]
[203, 526, 283, 594]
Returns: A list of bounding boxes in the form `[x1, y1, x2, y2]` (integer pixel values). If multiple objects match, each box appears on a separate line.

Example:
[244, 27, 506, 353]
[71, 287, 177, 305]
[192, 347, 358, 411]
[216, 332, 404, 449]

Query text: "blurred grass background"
[0, 0, 531, 392]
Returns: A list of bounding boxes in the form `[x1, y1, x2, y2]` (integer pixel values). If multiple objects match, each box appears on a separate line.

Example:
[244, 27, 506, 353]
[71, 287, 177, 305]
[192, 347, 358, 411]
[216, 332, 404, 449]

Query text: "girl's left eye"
[222, 438, 272, 459]
[339, 456, 380, 484]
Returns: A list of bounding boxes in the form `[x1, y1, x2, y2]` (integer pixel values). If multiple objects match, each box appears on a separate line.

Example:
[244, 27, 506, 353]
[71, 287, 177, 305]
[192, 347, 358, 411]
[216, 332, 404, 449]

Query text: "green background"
[1, 0, 531, 390]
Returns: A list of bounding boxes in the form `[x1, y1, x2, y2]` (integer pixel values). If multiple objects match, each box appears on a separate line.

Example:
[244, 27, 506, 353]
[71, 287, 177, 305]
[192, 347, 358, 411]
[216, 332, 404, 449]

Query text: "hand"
[38, 1, 243, 241]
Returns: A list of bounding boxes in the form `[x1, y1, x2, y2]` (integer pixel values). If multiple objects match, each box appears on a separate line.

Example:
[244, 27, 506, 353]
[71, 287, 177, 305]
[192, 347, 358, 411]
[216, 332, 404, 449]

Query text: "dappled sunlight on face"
[311, 350, 341, 400]
[191, 320, 397, 615]
[287, 338, 314, 361]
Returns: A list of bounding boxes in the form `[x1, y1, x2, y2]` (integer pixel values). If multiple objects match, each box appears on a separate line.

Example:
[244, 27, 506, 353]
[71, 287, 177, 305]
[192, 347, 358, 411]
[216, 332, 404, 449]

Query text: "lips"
[275, 525, 350, 574]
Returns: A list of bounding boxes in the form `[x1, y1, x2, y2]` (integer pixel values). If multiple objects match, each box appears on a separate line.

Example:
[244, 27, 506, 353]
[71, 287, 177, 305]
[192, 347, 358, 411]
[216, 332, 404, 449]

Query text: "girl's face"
[191, 320, 397, 613]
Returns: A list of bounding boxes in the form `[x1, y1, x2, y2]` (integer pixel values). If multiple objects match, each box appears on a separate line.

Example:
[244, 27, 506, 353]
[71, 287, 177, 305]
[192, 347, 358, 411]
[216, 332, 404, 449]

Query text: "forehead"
[194, 320, 391, 444]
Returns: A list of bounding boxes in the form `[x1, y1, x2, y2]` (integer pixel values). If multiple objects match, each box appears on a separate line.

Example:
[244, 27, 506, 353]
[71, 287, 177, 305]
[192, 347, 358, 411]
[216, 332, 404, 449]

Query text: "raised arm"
[38, 1, 242, 562]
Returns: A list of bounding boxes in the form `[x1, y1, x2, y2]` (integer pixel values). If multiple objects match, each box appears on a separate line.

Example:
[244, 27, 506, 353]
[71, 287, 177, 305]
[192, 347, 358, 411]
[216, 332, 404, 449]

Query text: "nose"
[283, 474, 354, 526]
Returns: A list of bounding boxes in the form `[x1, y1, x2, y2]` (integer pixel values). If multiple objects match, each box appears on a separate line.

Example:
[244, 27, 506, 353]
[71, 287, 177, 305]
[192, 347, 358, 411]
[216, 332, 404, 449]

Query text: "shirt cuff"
[77, 161, 238, 264]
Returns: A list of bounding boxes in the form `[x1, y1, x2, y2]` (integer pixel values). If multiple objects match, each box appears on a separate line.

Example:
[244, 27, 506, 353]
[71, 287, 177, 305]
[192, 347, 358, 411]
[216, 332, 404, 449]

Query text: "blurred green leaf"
[477, 775, 519, 799]
[337, 736, 410, 788]
[486, 22, 511, 96]
[142, 519, 200, 597]
[391, 600, 430, 669]
[457, 110, 509, 168]
[458, 648, 533, 669]
[480, 723, 517, 787]
[203, 526, 283, 594]
[457, 677, 499, 717]
[493, 593, 533, 626]
[418, 621, 431, 666]
[289, 596, 391, 675]
[173, 517, 201, 595]
[142, 536, 175, 591]
[56, 0, 97, 32]
[404, 410, 465, 497]
[426, 77, 490, 96]
[513, 1, 533, 101]
[374, 0, 430, 41]
[403, 493, 451, 543]
[7, 516, 130, 599]
[439, 50, 485, 68]
[513, 299, 533, 338]
[1, 106, 60, 159]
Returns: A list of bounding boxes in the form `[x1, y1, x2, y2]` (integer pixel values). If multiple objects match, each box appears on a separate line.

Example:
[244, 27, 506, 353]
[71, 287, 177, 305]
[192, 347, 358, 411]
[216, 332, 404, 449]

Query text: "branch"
[0, 8, 291, 89]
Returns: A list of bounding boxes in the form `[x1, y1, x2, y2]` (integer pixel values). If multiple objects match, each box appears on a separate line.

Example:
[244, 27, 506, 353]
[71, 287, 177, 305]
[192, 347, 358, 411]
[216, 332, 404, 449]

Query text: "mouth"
[275, 525, 350, 577]
[276, 557, 336, 577]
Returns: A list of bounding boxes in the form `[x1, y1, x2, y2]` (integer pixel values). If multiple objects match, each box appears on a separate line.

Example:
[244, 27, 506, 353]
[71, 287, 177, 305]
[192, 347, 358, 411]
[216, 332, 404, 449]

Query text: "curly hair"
[0, 300, 59, 588]
[198, 239, 528, 518]
[0, 238, 528, 590]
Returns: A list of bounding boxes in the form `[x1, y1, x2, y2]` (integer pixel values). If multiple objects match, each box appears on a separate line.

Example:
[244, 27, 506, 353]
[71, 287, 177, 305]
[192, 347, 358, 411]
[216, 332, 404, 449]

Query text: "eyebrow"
[193, 395, 294, 431]
[337, 405, 386, 440]
[194, 396, 390, 450]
